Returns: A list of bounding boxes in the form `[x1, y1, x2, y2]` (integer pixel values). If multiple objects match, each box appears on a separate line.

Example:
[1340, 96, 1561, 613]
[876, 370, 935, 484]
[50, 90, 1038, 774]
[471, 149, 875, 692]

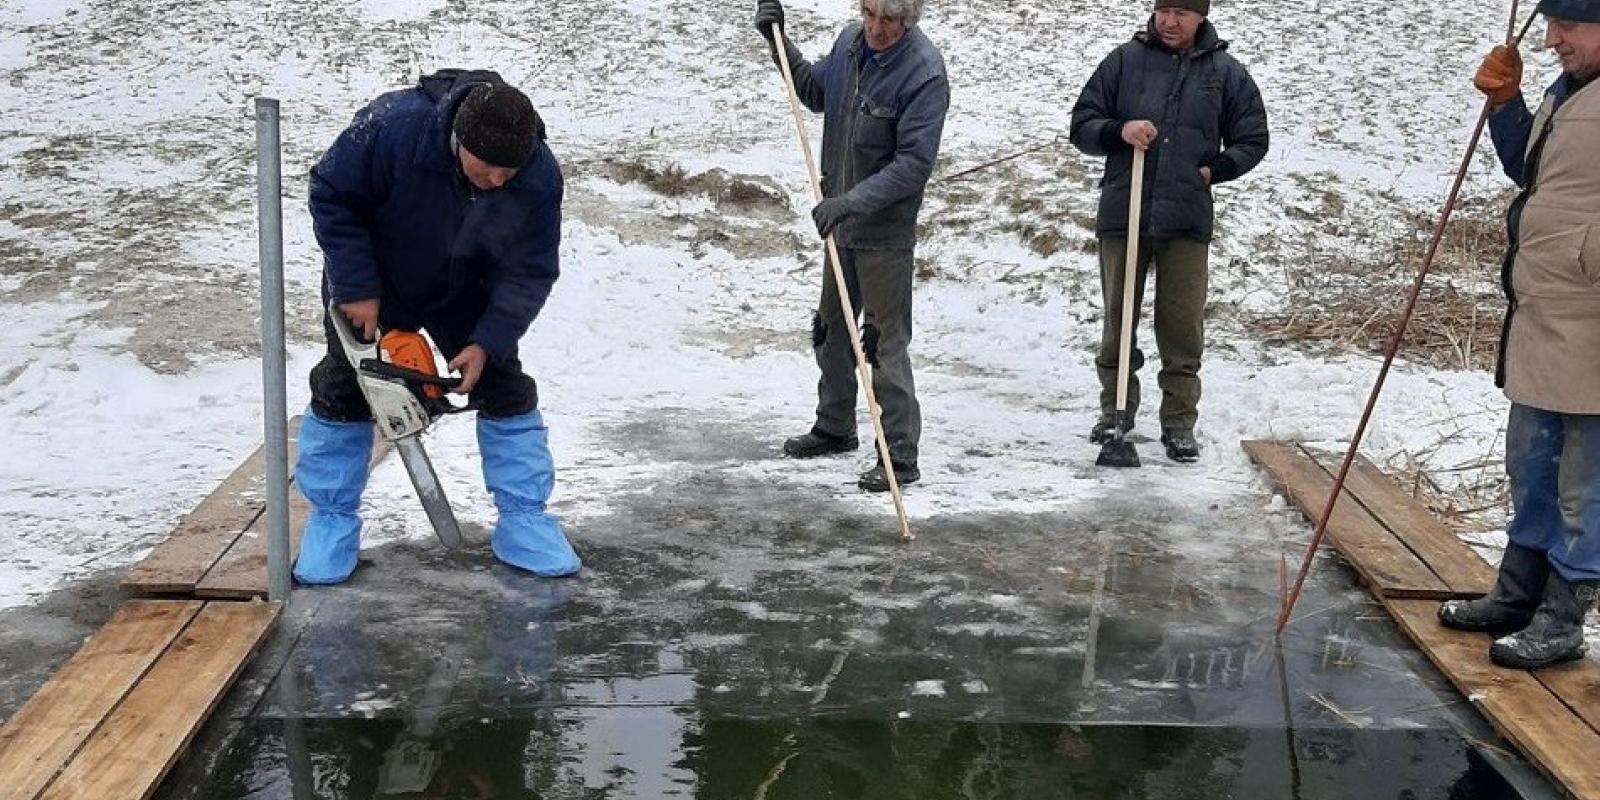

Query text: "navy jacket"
[309, 71, 562, 364]
[783, 23, 950, 250]
[1070, 20, 1269, 242]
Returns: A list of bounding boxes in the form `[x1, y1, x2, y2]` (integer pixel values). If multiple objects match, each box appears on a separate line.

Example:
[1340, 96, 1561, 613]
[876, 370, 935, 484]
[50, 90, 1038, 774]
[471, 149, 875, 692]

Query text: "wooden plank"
[1244, 440, 1451, 598]
[1388, 599, 1600, 799]
[1300, 446, 1496, 596]
[195, 438, 391, 599]
[0, 600, 203, 800]
[122, 418, 302, 595]
[36, 602, 280, 800]
[1537, 660, 1600, 738]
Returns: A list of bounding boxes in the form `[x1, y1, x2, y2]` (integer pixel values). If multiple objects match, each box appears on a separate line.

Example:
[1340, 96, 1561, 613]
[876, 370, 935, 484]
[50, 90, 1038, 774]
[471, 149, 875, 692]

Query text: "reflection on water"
[207, 715, 1517, 799]
[169, 501, 1540, 800]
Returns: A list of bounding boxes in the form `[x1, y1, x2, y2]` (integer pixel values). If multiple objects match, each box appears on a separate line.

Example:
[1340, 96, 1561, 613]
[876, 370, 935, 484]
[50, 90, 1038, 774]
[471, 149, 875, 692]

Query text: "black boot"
[783, 427, 858, 458]
[1089, 415, 1134, 445]
[859, 459, 919, 493]
[1438, 544, 1549, 634]
[1160, 428, 1200, 463]
[1489, 572, 1599, 670]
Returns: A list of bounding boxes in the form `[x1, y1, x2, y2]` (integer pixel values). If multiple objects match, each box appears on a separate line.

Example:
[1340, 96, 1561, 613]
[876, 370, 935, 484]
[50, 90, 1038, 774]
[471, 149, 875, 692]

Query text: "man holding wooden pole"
[1069, 0, 1268, 464]
[754, 0, 949, 494]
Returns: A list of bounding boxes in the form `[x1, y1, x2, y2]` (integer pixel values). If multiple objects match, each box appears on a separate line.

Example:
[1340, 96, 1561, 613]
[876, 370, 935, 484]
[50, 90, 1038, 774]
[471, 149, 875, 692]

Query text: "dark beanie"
[1539, 0, 1600, 22]
[1156, 0, 1211, 14]
[453, 83, 541, 169]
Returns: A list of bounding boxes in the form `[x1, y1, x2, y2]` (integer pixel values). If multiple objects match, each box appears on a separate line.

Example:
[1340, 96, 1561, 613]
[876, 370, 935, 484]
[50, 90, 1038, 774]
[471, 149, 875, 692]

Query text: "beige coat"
[1503, 80, 1600, 415]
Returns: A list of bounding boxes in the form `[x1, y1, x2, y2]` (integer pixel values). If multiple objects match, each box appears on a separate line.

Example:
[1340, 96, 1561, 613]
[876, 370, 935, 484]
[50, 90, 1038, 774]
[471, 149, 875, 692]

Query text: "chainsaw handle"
[358, 359, 464, 390]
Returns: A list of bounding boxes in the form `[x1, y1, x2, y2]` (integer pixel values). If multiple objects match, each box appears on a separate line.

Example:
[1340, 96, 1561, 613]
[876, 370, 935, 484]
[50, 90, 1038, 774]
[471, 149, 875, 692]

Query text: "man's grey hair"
[872, 0, 925, 26]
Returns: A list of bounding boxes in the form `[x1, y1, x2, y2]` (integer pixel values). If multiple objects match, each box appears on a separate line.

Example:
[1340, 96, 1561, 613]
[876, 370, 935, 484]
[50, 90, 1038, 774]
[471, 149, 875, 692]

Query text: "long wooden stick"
[1114, 149, 1146, 418]
[769, 29, 914, 542]
[1276, 5, 1539, 633]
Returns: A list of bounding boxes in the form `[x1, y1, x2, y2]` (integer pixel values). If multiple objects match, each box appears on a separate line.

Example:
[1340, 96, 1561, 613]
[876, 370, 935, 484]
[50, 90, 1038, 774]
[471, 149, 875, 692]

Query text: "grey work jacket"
[782, 23, 950, 250]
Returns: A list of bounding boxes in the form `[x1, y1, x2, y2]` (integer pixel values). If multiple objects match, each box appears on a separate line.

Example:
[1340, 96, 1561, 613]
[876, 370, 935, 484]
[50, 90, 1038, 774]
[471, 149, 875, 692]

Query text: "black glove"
[755, 0, 785, 44]
[810, 197, 855, 239]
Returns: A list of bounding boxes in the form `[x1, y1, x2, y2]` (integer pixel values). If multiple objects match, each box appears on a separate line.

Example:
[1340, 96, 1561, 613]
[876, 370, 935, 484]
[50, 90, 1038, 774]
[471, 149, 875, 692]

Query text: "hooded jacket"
[309, 70, 562, 363]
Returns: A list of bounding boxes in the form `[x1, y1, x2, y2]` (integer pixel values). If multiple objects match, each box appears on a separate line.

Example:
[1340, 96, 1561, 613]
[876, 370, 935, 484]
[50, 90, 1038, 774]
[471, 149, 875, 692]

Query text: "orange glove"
[1473, 44, 1522, 106]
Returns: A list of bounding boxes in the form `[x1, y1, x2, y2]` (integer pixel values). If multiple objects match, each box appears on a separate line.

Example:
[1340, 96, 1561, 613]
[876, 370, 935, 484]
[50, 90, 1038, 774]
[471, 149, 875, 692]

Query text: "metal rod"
[1277, 6, 1539, 633]
[769, 28, 914, 541]
[256, 96, 292, 603]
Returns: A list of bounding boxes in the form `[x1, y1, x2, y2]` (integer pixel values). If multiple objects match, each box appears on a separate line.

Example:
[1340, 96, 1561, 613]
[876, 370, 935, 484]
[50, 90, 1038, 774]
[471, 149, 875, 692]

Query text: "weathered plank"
[0, 600, 203, 800]
[1388, 599, 1600, 799]
[1300, 445, 1496, 597]
[1244, 440, 1451, 598]
[1537, 659, 1600, 739]
[195, 437, 390, 599]
[122, 418, 302, 595]
[36, 602, 279, 800]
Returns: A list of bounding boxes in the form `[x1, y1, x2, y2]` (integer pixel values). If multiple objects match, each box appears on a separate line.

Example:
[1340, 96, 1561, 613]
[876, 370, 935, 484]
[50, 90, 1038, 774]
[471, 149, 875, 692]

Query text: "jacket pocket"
[855, 97, 899, 159]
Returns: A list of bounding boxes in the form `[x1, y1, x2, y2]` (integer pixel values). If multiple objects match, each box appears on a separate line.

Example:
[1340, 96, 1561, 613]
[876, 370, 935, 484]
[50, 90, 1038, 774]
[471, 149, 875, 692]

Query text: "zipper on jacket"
[845, 43, 866, 194]
[1496, 112, 1557, 387]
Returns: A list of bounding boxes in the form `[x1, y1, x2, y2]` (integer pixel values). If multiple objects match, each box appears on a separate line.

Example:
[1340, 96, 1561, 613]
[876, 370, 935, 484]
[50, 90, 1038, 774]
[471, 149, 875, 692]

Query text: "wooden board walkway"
[0, 600, 278, 800]
[125, 417, 390, 599]
[1247, 440, 1600, 799]
[1244, 440, 1494, 599]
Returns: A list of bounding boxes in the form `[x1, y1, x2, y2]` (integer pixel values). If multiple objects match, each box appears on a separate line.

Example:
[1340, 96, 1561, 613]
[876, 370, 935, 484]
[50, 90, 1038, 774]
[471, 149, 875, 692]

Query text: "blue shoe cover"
[292, 410, 373, 585]
[479, 411, 581, 577]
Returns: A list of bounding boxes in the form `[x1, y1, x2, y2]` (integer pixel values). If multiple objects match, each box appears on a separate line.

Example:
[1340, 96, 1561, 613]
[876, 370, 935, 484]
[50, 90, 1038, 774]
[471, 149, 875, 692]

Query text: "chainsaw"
[328, 303, 468, 549]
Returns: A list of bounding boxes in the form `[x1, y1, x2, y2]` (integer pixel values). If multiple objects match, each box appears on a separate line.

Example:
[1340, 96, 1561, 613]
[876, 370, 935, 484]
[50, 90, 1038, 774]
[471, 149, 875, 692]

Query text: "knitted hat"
[1156, 0, 1210, 14]
[452, 83, 541, 169]
[1539, 0, 1600, 22]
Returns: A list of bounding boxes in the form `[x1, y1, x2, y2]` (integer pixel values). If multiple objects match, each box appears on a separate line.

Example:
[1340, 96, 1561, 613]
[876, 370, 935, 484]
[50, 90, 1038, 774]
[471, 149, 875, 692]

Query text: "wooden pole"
[769, 29, 914, 542]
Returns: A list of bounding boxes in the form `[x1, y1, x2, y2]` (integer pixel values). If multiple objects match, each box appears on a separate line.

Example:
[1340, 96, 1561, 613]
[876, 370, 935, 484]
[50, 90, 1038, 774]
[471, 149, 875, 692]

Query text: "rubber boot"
[859, 459, 920, 493]
[479, 411, 581, 577]
[1160, 428, 1201, 463]
[1089, 415, 1134, 445]
[1490, 572, 1600, 670]
[292, 410, 374, 585]
[1438, 544, 1550, 634]
[783, 426, 859, 458]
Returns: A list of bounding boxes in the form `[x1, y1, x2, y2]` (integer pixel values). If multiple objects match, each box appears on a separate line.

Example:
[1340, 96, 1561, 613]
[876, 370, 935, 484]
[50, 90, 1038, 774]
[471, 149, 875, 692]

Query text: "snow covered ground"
[0, 0, 1565, 611]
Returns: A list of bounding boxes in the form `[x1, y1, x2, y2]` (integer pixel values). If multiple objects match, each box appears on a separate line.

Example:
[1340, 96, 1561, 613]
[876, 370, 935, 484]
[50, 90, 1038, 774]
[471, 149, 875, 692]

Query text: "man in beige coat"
[1437, 0, 1600, 670]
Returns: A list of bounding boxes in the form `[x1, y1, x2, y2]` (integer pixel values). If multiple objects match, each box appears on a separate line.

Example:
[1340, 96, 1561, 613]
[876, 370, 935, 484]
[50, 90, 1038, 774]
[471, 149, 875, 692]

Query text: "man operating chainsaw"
[296, 68, 580, 584]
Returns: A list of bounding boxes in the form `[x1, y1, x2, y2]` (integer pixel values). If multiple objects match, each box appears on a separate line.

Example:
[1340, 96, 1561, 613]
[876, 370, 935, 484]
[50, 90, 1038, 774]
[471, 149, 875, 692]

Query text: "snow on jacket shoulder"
[1069, 20, 1269, 242]
[308, 74, 562, 364]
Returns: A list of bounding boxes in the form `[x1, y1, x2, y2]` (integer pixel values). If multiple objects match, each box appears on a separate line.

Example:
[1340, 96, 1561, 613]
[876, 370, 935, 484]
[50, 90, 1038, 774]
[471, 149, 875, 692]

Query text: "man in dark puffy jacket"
[295, 69, 580, 585]
[1070, 0, 1268, 462]
[754, 0, 950, 493]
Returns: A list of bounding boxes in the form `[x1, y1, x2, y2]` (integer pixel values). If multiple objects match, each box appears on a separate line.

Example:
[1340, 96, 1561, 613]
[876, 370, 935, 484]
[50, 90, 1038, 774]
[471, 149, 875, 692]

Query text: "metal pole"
[257, 97, 292, 604]
[1276, 6, 1540, 632]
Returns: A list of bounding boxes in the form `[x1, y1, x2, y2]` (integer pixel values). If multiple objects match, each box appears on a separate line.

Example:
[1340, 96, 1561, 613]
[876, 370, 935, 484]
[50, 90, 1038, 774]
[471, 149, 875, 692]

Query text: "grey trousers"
[812, 247, 921, 464]
[1095, 237, 1210, 430]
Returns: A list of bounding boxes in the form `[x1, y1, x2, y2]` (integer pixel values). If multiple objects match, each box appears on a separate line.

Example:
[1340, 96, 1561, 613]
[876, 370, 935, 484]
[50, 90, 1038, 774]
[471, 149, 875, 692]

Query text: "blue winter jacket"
[782, 23, 950, 250]
[309, 72, 562, 364]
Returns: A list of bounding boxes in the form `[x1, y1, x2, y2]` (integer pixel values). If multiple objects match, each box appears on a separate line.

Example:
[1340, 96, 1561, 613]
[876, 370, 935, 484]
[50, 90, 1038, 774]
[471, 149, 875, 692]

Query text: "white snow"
[0, 0, 1555, 613]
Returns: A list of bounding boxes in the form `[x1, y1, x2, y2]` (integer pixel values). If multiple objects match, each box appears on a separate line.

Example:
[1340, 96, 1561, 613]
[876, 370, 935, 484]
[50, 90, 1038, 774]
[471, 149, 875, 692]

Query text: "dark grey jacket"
[1070, 20, 1269, 242]
[781, 23, 950, 250]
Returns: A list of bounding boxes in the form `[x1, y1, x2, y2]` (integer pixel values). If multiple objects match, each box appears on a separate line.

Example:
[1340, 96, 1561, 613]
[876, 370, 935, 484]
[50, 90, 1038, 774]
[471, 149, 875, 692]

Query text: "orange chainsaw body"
[379, 330, 445, 401]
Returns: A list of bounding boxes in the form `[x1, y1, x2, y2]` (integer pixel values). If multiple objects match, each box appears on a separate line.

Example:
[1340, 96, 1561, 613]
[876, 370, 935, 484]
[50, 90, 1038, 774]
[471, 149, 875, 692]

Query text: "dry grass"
[1385, 436, 1511, 537]
[1246, 190, 1516, 372]
[604, 158, 789, 213]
